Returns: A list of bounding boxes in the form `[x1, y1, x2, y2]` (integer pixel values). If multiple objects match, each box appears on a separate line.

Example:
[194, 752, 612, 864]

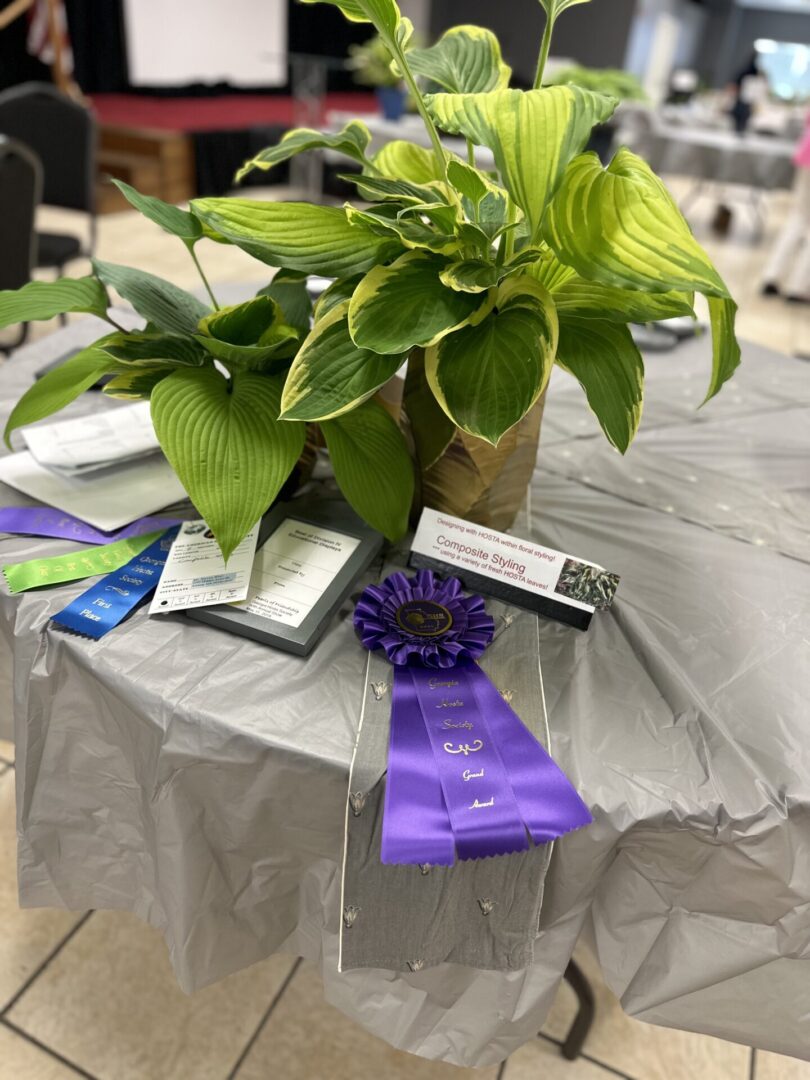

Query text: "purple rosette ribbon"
[354, 570, 593, 865]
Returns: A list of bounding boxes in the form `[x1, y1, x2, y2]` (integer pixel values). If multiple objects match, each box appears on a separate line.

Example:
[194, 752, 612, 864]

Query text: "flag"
[27, 0, 74, 75]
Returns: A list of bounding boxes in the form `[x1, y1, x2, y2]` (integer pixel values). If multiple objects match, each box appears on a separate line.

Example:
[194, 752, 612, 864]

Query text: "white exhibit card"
[411, 507, 619, 615]
[22, 402, 160, 473]
[150, 520, 260, 614]
[0, 451, 186, 532]
[234, 518, 361, 627]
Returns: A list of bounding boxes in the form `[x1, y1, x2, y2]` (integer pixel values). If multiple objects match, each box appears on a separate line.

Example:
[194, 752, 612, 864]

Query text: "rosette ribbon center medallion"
[354, 571, 592, 865]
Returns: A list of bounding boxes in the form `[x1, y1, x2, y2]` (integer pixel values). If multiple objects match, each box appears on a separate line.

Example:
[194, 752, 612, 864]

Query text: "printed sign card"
[410, 508, 619, 631]
[149, 520, 260, 614]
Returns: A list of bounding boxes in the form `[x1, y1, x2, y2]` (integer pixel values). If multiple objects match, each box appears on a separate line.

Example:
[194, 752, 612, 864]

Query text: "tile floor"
[1, 179, 809, 1078]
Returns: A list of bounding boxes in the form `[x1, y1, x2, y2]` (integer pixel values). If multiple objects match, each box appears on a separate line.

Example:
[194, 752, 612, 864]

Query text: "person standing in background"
[761, 114, 810, 303]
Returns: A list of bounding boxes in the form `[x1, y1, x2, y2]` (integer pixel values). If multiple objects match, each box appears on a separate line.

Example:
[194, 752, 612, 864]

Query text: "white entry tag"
[150, 520, 259, 614]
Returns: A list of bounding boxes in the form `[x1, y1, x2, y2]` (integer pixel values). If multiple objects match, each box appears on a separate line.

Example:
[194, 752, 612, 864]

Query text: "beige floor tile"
[503, 1037, 619, 1080]
[0, 1023, 83, 1079]
[8, 910, 296, 1080]
[0, 739, 15, 765]
[235, 962, 498, 1080]
[541, 944, 750, 1080]
[0, 771, 84, 1012]
[757, 1049, 810, 1079]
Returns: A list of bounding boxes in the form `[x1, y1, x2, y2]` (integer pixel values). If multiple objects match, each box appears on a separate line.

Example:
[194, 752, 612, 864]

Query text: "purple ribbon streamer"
[356, 570, 593, 865]
[0, 506, 181, 545]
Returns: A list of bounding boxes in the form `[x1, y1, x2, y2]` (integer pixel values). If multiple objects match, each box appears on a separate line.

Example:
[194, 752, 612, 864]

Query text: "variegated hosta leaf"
[425, 276, 558, 445]
[555, 318, 643, 452]
[235, 121, 372, 183]
[314, 275, 363, 319]
[103, 366, 172, 400]
[280, 301, 409, 421]
[440, 259, 499, 293]
[445, 159, 511, 240]
[426, 86, 616, 240]
[0, 276, 109, 329]
[349, 250, 493, 354]
[98, 332, 209, 367]
[191, 199, 402, 278]
[150, 367, 305, 561]
[345, 204, 459, 255]
[526, 251, 695, 322]
[298, 0, 400, 36]
[195, 297, 299, 371]
[705, 296, 741, 403]
[403, 25, 511, 94]
[343, 172, 453, 207]
[321, 400, 414, 541]
[543, 149, 728, 297]
[539, 0, 592, 19]
[373, 140, 447, 185]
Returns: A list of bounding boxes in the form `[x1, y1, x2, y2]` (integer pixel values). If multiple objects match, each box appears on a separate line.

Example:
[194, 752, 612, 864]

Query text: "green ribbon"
[2, 530, 165, 595]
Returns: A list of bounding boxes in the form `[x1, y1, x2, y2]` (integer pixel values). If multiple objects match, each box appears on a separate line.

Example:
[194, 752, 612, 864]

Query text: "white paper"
[0, 451, 187, 532]
[22, 402, 160, 473]
[234, 519, 361, 628]
[150, 520, 260, 614]
[411, 507, 600, 614]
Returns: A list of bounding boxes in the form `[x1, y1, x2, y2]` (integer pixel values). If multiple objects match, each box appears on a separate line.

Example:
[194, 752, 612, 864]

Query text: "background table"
[1, 318, 809, 1068]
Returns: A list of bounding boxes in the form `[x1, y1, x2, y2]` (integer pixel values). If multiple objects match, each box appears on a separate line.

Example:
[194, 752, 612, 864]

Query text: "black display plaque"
[186, 496, 384, 655]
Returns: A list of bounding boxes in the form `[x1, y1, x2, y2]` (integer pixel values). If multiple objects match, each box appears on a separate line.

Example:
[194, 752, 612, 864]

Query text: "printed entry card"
[149, 520, 259, 614]
[233, 518, 361, 628]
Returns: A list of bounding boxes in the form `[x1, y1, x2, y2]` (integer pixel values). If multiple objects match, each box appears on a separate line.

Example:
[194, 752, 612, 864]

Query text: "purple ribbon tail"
[381, 661, 591, 864]
[381, 670, 456, 866]
[0, 506, 180, 545]
[462, 661, 593, 843]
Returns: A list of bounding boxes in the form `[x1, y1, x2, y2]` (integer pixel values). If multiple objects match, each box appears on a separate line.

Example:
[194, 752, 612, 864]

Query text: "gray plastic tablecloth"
[1, 319, 809, 1067]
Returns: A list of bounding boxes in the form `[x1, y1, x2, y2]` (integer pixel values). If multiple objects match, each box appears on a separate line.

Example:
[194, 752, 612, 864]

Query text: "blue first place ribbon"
[51, 527, 179, 640]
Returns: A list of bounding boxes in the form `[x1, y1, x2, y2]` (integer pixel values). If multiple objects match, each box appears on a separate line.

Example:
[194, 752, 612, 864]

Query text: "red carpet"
[89, 93, 379, 133]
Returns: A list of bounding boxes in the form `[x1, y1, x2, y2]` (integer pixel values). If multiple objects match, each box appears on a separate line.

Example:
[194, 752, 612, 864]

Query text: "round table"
[1, 320, 809, 1067]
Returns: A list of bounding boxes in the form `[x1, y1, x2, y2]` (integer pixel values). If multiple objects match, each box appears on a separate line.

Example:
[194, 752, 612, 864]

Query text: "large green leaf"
[235, 121, 373, 183]
[191, 199, 402, 278]
[373, 140, 446, 185]
[543, 149, 729, 297]
[555, 318, 644, 452]
[404, 25, 511, 94]
[349, 250, 492, 354]
[150, 367, 305, 560]
[298, 0, 400, 36]
[705, 296, 741, 403]
[4, 345, 117, 446]
[321, 399, 413, 540]
[0, 277, 109, 329]
[425, 276, 557, 445]
[195, 296, 298, 371]
[112, 180, 202, 245]
[92, 260, 209, 335]
[426, 86, 615, 240]
[257, 270, 312, 334]
[281, 301, 408, 421]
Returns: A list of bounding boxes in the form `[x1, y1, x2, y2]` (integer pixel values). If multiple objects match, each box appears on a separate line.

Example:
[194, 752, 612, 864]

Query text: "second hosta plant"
[0, 0, 740, 559]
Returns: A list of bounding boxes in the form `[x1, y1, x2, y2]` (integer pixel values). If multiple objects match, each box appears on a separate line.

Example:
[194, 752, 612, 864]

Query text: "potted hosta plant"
[0, 0, 740, 562]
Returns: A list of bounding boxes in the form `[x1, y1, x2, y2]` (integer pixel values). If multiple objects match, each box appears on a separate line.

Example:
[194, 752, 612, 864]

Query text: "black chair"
[0, 82, 96, 273]
[0, 136, 42, 353]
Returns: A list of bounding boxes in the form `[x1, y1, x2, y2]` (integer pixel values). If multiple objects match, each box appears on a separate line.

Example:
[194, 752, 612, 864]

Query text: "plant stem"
[104, 315, 127, 333]
[533, 14, 554, 90]
[389, 37, 447, 179]
[466, 138, 476, 167]
[189, 245, 220, 310]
